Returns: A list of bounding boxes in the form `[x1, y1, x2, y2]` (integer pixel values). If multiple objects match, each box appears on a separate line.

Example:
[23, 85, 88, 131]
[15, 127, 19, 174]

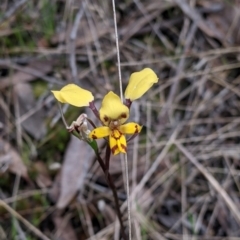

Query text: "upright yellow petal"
[99, 91, 129, 125]
[52, 84, 94, 107]
[89, 126, 110, 139]
[119, 122, 142, 135]
[124, 68, 158, 101]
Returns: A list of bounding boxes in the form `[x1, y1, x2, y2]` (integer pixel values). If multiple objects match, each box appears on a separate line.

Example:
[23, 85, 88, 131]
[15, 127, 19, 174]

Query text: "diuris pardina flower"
[89, 91, 142, 155]
[52, 68, 158, 155]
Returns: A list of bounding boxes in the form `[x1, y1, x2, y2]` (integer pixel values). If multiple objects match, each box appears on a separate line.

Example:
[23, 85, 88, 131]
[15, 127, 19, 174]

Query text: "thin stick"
[58, 103, 69, 128]
[124, 154, 131, 239]
[111, 0, 123, 101]
[69, 1, 86, 82]
[111, 0, 131, 238]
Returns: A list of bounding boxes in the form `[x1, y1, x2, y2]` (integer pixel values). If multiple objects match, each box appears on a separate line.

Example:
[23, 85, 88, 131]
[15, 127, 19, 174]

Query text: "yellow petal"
[51, 91, 66, 103]
[119, 122, 142, 135]
[89, 126, 110, 139]
[109, 136, 120, 155]
[99, 91, 129, 125]
[109, 133, 127, 155]
[51, 84, 94, 107]
[124, 68, 158, 101]
[117, 134, 127, 154]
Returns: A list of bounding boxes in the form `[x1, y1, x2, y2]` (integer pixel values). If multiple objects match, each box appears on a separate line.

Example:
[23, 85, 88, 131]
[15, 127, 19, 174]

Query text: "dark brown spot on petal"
[121, 144, 127, 151]
[111, 145, 118, 154]
[121, 113, 127, 118]
[104, 115, 109, 122]
[92, 134, 97, 139]
[134, 125, 139, 133]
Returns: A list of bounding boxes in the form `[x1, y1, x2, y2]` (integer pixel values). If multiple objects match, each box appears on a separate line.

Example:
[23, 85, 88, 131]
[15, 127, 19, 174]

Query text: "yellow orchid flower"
[89, 92, 142, 155]
[124, 68, 158, 101]
[51, 68, 158, 155]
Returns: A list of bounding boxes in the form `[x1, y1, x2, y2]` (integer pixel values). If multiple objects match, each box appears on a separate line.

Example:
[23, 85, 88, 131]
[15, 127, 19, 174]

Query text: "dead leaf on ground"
[0, 138, 28, 179]
[57, 135, 94, 209]
[14, 83, 46, 140]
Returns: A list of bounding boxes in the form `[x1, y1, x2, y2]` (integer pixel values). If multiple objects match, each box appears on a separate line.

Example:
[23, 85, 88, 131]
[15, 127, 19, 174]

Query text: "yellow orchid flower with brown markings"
[89, 92, 142, 155]
[51, 68, 158, 155]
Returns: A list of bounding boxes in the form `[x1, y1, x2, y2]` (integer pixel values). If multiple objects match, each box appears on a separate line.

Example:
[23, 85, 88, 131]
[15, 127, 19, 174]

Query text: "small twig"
[81, 202, 96, 239]
[0, 199, 51, 240]
[131, 102, 140, 189]
[69, 2, 86, 82]
[145, 101, 151, 172]
[105, 145, 111, 176]
[13, 92, 26, 239]
[131, 102, 140, 239]
[86, 117, 97, 129]
[112, 0, 123, 101]
[89, 102, 100, 120]
[58, 103, 69, 128]
[16, 96, 53, 126]
[124, 154, 131, 239]
[3, 189, 49, 204]
[181, 158, 188, 237]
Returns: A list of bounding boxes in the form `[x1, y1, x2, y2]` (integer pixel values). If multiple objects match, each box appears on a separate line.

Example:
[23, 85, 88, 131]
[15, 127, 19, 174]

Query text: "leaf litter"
[0, 138, 28, 179]
[1, 0, 240, 239]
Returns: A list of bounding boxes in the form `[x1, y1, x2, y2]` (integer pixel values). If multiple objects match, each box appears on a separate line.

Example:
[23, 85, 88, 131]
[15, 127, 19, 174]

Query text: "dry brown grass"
[1, 0, 240, 239]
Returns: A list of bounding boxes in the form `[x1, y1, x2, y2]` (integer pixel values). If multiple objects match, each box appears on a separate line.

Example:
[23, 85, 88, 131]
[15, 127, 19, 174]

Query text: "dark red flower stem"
[105, 145, 111, 176]
[89, 101, 100, 120]
[86, 118, 97, 129]
[95, 150, 127, 240]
